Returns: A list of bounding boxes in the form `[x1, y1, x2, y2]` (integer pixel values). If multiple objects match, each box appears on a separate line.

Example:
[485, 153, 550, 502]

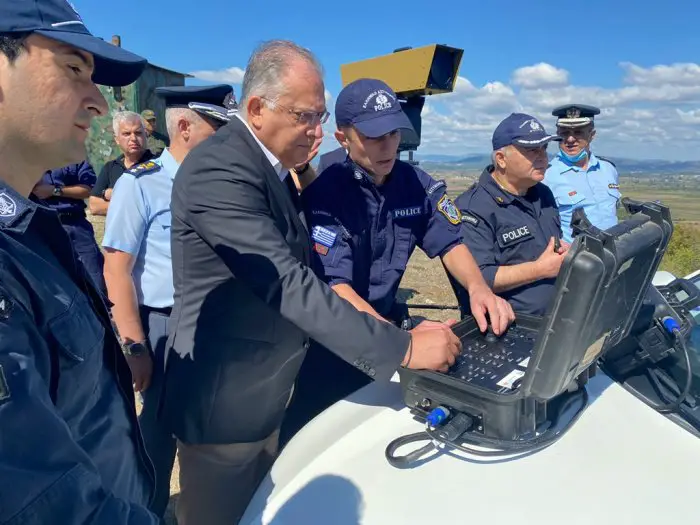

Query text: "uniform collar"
[551, 152, 600, 174]
[235, 113, 287, 181]
[0, 179, 39, 233]
[158, 148, 180, 180]
[479, 165, 542, 206]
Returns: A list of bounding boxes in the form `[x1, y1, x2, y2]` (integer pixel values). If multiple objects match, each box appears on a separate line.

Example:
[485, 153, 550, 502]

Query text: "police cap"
[552, 104, 600, 128]
[155, 85, 234, 123]
[492, 113, 561, 150]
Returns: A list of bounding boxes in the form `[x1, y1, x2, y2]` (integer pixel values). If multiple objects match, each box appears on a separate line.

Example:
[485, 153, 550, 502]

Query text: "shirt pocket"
[48, 292, 105, 403]
[556, 187, 586, 208]
[389, 220, 415, 270]
[154, 209, 172, 230]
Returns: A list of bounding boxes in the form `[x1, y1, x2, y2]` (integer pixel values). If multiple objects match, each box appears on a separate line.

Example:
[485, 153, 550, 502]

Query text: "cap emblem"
[566, 107, 581, 119]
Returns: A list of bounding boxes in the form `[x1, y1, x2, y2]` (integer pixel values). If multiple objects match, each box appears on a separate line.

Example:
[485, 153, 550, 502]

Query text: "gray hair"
[165, 107, 206, 139]
[112, 111, 144, 136]
[239, 40, 323, 116]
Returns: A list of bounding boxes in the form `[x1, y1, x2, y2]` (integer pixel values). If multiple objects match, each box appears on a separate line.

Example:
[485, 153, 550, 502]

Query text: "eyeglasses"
[262, 97, 330, 126]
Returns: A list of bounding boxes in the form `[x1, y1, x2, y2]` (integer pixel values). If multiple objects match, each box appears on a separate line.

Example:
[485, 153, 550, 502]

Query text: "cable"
[385, 388, 589, 467]
[647, 317, 693, 414]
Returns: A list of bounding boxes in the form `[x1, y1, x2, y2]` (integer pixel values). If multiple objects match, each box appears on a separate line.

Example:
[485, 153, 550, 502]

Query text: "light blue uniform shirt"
[543, 153, 620, 243]
[102, 149, 179, 308]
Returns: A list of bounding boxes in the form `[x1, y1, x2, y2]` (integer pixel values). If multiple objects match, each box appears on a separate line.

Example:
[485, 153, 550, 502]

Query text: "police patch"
[313, 242, 329, 256]
[437, 195, 461, 225]
[0, 192, 17, 217]
[128, 161, 161, 178]
[499, 226, 534, 247]
[311, 225, 337, 248]
[0, 365, 9, 402]
[608, 183, 619, 190]
[461, 213, 479, 227]
[393, 206, 422, 219]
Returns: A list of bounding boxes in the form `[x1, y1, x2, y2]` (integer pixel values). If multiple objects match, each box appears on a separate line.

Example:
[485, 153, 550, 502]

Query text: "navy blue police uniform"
[32, 160, 107, 295]
[456, 167, 562, 316]
[0, 1, 158, 522]
[280, 78, 463, 446]
[456, 112, 563, 316]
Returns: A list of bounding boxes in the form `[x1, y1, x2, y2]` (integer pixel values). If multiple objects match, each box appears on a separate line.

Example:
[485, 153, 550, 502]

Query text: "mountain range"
[413, 154, 700, 176]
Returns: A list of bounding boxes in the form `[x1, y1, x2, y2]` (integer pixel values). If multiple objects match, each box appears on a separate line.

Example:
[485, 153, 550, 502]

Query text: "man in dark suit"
[162, 40, 462, 525]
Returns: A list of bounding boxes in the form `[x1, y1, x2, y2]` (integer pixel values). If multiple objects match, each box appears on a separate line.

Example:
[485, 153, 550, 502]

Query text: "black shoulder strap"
[597, 155, 616, 168]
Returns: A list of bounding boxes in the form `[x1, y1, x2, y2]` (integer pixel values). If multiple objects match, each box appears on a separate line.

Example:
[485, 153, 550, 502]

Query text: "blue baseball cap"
[1, 0, 147, 87]
[492, 113, 561, 150]
[335, 78, 414, 138]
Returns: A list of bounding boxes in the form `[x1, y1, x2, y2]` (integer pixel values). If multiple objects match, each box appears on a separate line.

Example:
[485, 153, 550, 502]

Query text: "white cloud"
[190, 66, 245, 84]
[417, 61, 700, 160]
[511, 63, 569, 89]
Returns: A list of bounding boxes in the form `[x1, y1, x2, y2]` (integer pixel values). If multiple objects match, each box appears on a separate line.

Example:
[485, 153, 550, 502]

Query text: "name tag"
[499, 225, 533, 247]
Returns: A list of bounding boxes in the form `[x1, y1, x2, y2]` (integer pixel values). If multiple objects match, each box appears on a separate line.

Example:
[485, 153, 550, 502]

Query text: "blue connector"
[662, 316, 681, 334]
[426, 406, 450, 427]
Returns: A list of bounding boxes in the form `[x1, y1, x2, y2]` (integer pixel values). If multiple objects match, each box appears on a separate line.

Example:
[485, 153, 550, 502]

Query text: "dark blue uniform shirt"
[455, 166, 562, 316]
[0, 181, 156, 523]
[302, 158, 463, 320]
[37, 161, 96, 215]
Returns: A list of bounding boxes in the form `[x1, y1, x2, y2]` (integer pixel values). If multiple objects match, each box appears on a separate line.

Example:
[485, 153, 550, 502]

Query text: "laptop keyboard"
[446, 324, 537, 392]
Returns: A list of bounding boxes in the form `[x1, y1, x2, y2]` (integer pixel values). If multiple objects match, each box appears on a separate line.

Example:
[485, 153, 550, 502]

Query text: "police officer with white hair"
[102, 84, 232, 518]
[543, 104, 620, 243]
[456, 113, 569, 316]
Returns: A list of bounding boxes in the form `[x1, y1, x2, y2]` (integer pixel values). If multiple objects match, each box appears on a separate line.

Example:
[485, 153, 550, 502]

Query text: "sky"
[74, 0, 700, 160]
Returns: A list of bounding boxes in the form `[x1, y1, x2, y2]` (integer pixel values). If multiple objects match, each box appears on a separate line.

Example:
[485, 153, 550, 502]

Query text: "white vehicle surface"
[241, 270, 700, 525]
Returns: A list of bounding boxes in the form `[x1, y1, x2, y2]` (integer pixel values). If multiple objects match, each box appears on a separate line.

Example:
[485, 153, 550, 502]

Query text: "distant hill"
[414, 153, 700, 176]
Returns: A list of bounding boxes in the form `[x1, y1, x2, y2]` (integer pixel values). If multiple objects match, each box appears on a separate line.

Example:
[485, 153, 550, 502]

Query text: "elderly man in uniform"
[281, 78, 515, 444]
[456, 113, 569, 317]
[543, 104, 620, 243]
[31, 160, 106, 296]
[89, 111, 153, 216]
[102, 84, 232, 517]
[0, 0, 161, 522]
[141, 108, 170, 156]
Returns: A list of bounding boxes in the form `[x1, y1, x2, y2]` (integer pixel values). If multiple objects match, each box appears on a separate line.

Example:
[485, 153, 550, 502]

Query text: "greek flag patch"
[311, 225, 337, 248]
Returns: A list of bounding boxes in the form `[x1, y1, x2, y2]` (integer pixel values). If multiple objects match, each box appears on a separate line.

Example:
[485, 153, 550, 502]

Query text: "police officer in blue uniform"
[0, 1, 160, 522]
[544, 104, 620, 243]
[102, 84, 232, 517]
[456, 113, 569, 316]
[31, 160, 106, 295]
[280, 78, 514, 445]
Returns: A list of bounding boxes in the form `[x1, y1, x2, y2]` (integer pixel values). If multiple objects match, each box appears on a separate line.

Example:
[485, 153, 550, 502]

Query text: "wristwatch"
[53, 185, 63, 197]
[122, 340, 149, 357]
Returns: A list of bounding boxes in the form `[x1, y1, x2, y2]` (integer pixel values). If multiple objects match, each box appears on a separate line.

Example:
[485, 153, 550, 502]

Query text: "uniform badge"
[313, 243, 329, 256]
[461, 213, 480, 227]
[128, 161, 161, 178]
[0, 193, 17, 217]
[608, 183, 619, 190]
[437, 195, 461, 225]
[0, 365, 9, 402]
[496, 196, 504, 204]
[427, 181, 446, 195]
[568, 190, 578, 197]
[311, 225, 337, 248]
[566, 107, 581, 119]
[499, 226, 533, 247]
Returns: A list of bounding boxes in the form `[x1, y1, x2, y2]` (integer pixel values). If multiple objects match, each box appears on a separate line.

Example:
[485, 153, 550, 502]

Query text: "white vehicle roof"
[242, 371, 700, 525]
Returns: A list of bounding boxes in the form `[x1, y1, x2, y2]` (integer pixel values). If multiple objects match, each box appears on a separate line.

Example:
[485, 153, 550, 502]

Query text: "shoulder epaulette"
[597, 156, 616, 168]
[127, 160, 161, 178]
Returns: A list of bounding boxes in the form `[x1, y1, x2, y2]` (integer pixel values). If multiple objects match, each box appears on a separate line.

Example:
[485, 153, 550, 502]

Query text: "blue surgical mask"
[559, 148, 588, 165]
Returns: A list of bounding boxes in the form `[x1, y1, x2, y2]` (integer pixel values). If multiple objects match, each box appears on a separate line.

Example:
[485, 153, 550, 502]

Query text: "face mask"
[559, 148, 588, 165]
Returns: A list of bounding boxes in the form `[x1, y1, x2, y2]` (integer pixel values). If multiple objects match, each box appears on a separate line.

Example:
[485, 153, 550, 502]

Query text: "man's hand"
[412, 319, 458, 331]
[402, 324, 462, 372]
[125, 353, 153, 393]
[536, 237, 569, 279]
[32, 184, 56, 199]
[103, 188, 113, 201]
[468, 284, 515, 335]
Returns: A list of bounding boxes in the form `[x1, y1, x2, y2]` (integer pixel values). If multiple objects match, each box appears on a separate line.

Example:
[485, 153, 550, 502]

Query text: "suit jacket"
[162, 117, 411, 445]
